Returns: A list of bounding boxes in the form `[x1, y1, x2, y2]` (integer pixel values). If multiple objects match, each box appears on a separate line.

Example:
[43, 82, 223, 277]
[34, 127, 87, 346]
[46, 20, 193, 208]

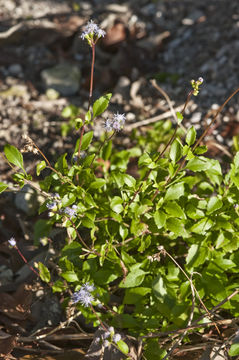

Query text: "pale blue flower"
[113, 333, 121, 343]
[104, 118, 113, 132]
[72, 283, 95, 307]
[81, 20, 106, 40]
[46, 201, 57, 210]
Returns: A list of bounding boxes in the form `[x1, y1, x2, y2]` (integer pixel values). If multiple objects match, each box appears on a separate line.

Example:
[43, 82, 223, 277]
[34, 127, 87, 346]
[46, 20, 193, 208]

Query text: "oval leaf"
[169, 139, 182, 163]
[186, 126, 196, 146]
[0, 182, 8, 193]
[81, 131, 94, 151]
[93, 93, 112, 118]
[38, 262, 51, 283]
[4, 144, 24, 171]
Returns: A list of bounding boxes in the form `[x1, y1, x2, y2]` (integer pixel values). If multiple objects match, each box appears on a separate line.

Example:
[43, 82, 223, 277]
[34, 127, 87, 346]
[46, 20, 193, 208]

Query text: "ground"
[0, 0, 239, 359]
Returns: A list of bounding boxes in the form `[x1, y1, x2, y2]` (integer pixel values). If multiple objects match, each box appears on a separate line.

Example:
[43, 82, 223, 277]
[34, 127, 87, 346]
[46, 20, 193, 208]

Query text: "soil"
[0, 0, 238, 358]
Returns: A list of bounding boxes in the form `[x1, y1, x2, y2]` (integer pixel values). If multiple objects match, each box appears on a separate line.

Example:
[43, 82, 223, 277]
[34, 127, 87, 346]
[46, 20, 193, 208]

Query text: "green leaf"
[102, 140, 112, 160]
[166, 217, 187, 236]
[55, 153, 68, 174]
[165, 182, 184, 200]
[61, 271, 79, 282]
[154, 211, 166, 229]
[4, 144, 24, 171]
[0, 182, 8, 193]
[176, 111, 183, 124]
[187, 156, 211, 172]
[186, 126, 196, 146]
[194, 145, 208, 155]
[93, 93, 112, 118]
[93, 269, 119, 285]
[228, 343, 239, 356]
[81, 131, 94, 151]
[169, 139, 182, 163]
[207, 196, 223, 214]
[119, 268, 148, 288]
[190, 217, 213, 234]
[85, 110, 91, 123]
[117, 340, 129, 355]
[36, 161, 46, 176]
[124, 287, 151, 304]
[89, 178, 106, 189]
[52, 280, 67, 293]
[164, 201, 185, 219]
[110, 196, 124, 214]
[38, 262, 51, 283]
[123, 174, 136, 188]
[61, 104, 78, 118]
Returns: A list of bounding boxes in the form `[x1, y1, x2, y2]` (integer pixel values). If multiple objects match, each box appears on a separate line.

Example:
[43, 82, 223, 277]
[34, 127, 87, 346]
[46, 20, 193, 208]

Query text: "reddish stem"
[15, 246, 40, 277]
[78, 43, 96, 159]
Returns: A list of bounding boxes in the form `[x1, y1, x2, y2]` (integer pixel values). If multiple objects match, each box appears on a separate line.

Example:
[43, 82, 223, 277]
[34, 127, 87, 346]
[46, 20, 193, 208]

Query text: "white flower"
[8, 237, 16, 247]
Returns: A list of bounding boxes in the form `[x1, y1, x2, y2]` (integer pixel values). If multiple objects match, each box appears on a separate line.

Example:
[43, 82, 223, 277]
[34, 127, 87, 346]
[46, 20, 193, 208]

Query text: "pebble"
[41, 63, 81, 96]
[8, 64, 23, 76]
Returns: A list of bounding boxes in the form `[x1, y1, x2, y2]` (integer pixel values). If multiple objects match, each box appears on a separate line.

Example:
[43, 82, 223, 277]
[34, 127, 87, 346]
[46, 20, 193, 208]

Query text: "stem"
[78, 44, 96, 159]
[167, 86, 239, 184]
[127, 88, 194, 207]
[89, 131, 115, 168]
[15, 245, 40, 277]
[161, 247, 220, 335]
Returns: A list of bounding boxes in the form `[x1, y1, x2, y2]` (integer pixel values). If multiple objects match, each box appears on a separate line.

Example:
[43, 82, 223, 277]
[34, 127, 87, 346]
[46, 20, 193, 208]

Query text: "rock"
[0, 265, 13, 286]
[8, 64, 23, 76]
[15, 184, 44, 216]
[41, 63, 81, 96]
[0, 84, 29, 99]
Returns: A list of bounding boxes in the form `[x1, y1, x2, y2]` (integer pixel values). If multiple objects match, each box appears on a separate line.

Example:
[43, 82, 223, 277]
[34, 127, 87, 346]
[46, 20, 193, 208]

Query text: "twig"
[161, 273, 196, 360]
[159, 247, 221, 335]
[0, 22, 24, 39]
[150, 79, 186, 132]
[124, 104, 189, 132]
[142, 317, 239, 339]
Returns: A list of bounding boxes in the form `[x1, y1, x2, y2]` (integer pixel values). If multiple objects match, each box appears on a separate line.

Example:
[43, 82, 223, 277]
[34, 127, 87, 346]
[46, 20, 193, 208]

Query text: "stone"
[8, 63, 23, 76]
[41, 63, 81, 96]
[15, 184, 44, 216]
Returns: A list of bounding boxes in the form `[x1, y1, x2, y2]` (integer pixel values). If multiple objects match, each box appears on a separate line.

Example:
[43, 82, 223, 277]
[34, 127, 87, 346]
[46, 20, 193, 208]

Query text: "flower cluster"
[104, 112, 126, 132]
[63, 205, 78, 218]
[72, 283, 95, 307]
[191, 77, 204, 96]
[81, 20, 106, 45]
[102, 327, 122, 347]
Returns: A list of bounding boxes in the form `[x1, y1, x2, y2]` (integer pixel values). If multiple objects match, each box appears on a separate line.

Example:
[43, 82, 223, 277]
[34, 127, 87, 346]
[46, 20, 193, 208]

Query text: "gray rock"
[41, 63, 81, 96]
[15, 184, 44, 216]
[8, 63, 23, 76]
[0, 265, 13, 286]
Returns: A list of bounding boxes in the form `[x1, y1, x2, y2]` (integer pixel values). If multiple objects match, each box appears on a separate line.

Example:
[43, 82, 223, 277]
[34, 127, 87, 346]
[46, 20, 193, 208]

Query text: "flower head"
[72, 283, 95, 307]
[82, 282, 95, 292]
[8, 237, 16, 247]
[46, 201, 57, 210]
[113, 333, 121, 343]
[104, 113, 126, 132]
[64, 205, 77, 218]
[81, 20, 106, 45]
[104, 118, 113, 132]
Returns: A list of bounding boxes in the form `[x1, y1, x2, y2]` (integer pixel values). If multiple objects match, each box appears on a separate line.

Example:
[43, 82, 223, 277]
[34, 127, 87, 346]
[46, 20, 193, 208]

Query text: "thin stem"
[15, 245, 40, 277]
[90, 304, 107, 331]
[78, 44, 96, 160]
[161, 247, 220, 335]
[89, 131, 115, 168]
[168, 86, 239, 184]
